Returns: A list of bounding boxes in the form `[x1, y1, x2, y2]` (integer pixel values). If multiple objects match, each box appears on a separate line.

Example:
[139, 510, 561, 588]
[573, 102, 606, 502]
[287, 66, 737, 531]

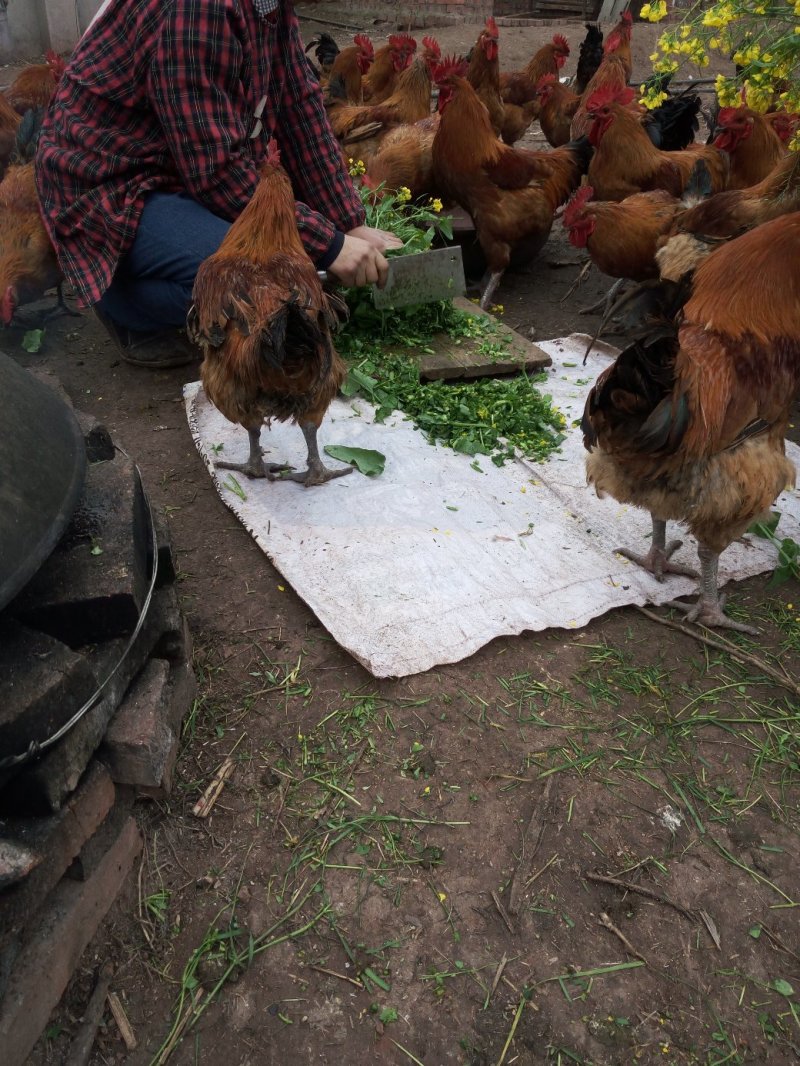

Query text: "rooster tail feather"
[682, 158, 713, 206]
[565, 134, 594, 174]
[13, 107, 44, 163]
[636, 392, 689, 453]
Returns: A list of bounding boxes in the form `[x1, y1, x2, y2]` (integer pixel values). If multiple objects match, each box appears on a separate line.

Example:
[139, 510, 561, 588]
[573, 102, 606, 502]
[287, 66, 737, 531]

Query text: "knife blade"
[318, 245, 466, 309]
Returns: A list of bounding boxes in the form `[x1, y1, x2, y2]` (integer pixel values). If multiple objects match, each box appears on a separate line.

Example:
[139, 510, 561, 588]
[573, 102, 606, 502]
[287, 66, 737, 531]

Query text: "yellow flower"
[397, 185, 412, 203]
[348, 158, 366, 177]
[430, 197, 443, 212]
[491, 303, 504, 314]
[641, 87, 669, 110]
[789, 131, 800, 152]
[795, 0, 800, 14]
[715, 74, 740, 108]
[640, 0, 667, 21]
[437, 891, 447, 902]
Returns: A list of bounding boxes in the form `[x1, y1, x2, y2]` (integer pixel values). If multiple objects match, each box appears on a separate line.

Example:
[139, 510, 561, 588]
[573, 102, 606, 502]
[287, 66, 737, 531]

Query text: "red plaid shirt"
[35, 0, 365, 308]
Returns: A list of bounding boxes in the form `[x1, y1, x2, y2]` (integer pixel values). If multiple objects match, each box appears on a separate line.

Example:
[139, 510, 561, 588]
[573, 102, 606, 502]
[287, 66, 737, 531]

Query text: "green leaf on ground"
[22, 329, 44, 353]
[324, 446, 385, 477]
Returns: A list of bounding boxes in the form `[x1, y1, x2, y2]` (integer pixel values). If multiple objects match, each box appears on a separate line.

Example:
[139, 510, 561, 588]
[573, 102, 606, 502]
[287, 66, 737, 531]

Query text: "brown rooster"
[563, 183, 682, 283]
[5, 51, 66, 114]
[586, 85, 728, 201]
[431, 59, 592, 309]
[657, 152, 800, 282]
[323, 34, 375, 103]
[602, 10, 633, 80]
[765, 111, 800, 146]
[187, 141, 350, 487]
[570, 53, 630, 139]
[499, 33, 570, 107]
[713, 104, 787, 190]
[583, 212, 800, 631]
[535, 74, 581, 147]
[466, 17, 539, 145]
[362, 34, 417, 103]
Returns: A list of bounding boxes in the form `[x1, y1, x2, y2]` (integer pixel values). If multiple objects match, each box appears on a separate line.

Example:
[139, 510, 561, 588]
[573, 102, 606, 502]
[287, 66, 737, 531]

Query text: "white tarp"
[184, 334, 800, 677]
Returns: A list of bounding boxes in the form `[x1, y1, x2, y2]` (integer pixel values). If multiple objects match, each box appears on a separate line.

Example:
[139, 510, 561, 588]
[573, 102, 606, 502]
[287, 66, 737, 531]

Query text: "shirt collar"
[253, 0, 280, 17]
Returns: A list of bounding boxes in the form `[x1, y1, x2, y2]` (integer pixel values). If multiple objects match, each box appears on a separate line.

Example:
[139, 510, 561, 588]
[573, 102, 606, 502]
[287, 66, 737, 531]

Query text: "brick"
[6, 584, 185, 813]
[0, 621, 97, 765]
[102, 660, 176, 790]
[0, 840, 40, 891]
[14, 456, 149, 646]
[0, 809, 142, 1066]
[0, 764, 115, 995]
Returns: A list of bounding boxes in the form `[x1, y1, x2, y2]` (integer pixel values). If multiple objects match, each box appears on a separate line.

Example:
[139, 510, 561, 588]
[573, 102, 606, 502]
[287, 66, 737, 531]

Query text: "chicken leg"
[216, 426, 294, 480]
[668, 544, 759, 635]
[479, 270, 505, 311]
[283, 422, 353, 487]
[616, 516, 698, 582]
[579, 278, 626, 317]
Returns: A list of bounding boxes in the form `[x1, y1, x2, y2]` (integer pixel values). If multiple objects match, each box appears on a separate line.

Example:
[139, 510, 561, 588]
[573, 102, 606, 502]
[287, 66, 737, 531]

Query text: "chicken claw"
[615, 518, 698, 582]
[215, 427, 294, 480]
[667, 544, 759, 635]
[280, 422, 353, 487]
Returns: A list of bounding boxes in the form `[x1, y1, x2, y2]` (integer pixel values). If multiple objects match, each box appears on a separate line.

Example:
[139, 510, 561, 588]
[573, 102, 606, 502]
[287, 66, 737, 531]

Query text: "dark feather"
[574, 24, 604, 96]
[644, 90, 700, 152]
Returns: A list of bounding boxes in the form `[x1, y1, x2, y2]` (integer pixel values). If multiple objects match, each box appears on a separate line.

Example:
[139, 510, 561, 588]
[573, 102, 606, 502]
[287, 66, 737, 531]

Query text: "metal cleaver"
[318, 245, 466, 309]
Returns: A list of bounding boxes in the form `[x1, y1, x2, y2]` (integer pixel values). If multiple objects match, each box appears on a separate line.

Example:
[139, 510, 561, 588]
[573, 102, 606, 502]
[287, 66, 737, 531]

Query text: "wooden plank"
[417, 298, 552, 382]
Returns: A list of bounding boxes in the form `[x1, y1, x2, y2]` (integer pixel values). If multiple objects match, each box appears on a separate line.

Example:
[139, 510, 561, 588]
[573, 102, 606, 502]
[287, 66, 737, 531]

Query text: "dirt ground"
[16, 7, 800, 1066]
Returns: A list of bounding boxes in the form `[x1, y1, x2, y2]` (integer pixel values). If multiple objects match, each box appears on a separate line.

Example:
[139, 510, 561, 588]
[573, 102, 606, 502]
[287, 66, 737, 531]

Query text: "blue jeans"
[96, 193, 230, 333]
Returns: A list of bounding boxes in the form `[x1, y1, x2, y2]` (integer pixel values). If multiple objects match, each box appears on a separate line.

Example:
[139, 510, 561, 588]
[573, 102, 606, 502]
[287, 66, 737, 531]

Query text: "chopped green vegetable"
[22, 329, 44, 353]
[323, 446, 385, 477]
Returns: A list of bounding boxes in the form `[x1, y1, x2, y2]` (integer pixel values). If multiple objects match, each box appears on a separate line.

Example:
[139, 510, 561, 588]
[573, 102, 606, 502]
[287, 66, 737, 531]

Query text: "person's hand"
[327, 234, 390, 288]
[346, 225, 404, 253]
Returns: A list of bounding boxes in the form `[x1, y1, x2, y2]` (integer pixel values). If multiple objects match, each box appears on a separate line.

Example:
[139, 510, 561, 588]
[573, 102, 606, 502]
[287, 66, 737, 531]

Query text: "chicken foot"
[282, 422, 353, 487]
[616, 517, 699, 582]
[579, 278, 626, 317]
[216, 426, 294, 480]
[668, 544, 759, 635]
[479, 270, 505, 311]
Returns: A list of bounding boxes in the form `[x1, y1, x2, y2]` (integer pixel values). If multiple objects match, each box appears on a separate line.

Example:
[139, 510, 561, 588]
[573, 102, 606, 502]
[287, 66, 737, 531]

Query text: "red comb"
[586, 84, 635, 111]
[552, 34, 570, 53]
[389, 33, 417, 51]
[563, 185, 594, 228]
[266, 138, 281, 166]
[536, 73, 557, 92]
[485, 15, 499, 36]
[717, 105, 743, 126]
[621, 10, 633, 24]
[422, 35, 441, 56]
[354, 33, 374, 56]
[46, 49, 66, 74]
[432, 54, 469, 84]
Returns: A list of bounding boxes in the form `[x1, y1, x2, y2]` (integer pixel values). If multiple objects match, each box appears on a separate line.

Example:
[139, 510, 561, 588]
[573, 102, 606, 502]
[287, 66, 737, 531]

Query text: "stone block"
[13, 456, 149, 646]
[0, 621, 97, 766]
[5, 585, 184, 813]
[102, 660, 176, 790]
[74, 411, 115, 464]
[0, 808, 141, 1066]
[0, 764, 115, 994]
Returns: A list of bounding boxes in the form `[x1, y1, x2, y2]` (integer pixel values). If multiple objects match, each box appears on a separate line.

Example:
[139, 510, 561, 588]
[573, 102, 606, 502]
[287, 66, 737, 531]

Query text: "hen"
[583, 212, 800, 631]
[327, 55, 435, 164]
[601, 10, 633, 81]
[535, 74, 581, 148]
[187, 141, 350, 487]
[570, 53, 629, 139]
[713, 104, 787, 190]
[364, 113, 440, 200]
[586, 85, 728, 201]
[431, 60, 592, 309]
[5, 51, 66, 114]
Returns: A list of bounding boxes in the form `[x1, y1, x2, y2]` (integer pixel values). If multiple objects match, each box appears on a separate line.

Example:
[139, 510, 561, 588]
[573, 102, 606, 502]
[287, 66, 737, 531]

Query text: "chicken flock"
[4, 20, 800, 633]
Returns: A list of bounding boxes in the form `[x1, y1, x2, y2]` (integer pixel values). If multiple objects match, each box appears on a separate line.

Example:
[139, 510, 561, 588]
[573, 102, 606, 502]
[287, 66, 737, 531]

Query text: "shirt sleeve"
[273, 4, 367, 255]
[147, 0, 257, 220]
